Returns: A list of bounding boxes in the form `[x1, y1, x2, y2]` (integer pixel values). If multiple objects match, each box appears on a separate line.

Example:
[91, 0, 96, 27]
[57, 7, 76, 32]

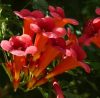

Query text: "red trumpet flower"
[14, 9, 44, 37]
[0, 34, 37, 56]
[49, 6, 79, 27]
[6, 55, 26, 91]
[79, 8, 100, 47]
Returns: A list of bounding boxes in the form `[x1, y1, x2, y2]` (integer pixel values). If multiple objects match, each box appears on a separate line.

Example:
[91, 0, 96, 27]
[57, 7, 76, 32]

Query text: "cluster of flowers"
[0, 6, 100, 98]
[79, 8, 100, 48]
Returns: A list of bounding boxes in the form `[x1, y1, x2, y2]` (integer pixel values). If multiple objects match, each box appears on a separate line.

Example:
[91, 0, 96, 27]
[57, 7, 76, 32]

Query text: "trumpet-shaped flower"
[49, 6, 79, 27]
[65, 29, 90, 73]
[6, 55, 26, 91]
[14, 9, 44, 37]
[1, 34, 37, 56]
[79, 8, 100, 47]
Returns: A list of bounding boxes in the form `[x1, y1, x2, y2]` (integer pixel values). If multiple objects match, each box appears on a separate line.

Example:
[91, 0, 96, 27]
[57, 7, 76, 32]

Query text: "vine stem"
[38, 87, 48, 98]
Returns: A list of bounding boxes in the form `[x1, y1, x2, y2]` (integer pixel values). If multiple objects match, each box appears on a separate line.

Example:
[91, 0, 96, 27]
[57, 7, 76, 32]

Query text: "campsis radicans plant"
[0, 5, 100, 98]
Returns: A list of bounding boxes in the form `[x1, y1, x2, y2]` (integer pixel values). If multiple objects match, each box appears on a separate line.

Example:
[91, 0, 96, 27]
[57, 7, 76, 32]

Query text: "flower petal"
[50, 12, 61, 18]
[49, 6, 65, 18]
[56, 7, 65, 18]
[10, 50, 25, 56]
[91, 32, 100, 48]
[78, 62, 90, 73]
[72, 45, 87, 60]
[25, 46, 37, 55]
[9, 36, 22, 49]
[95, 8, 100, 15]
[43, 32, 57, 38]
[19, 34, 33, 48]
[54, 18, 79, 27]
[30, 24, 41, 33]
[14, 9, 31, 18]
[31, 10, 44, 18]
[0, 40, 12, 51]
[78, 19, 95, 45]
[50, 38, 66, 49]
[53, 27, 67, 37]
[63, 18, 79, 25]
[53, 80, 64, 98]
[93, 17, 100, 31]
[49, 6, 56, 12]
[43, 17, 55, 31]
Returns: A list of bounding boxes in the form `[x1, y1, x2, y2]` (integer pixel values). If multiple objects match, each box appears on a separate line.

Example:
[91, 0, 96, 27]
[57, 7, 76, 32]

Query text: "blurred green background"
[0, 0, 100, 98]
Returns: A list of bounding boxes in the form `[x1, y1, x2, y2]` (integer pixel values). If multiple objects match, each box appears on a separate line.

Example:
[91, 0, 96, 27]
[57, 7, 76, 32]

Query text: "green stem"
[1, 63, 12, 82]
[38, 87, 48, 98]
